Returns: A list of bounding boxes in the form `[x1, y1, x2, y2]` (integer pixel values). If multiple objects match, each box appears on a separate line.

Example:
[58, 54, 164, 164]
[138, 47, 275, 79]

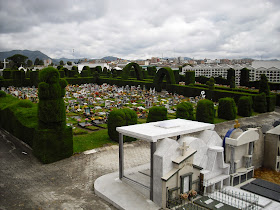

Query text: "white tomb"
[225, 128, 260, 186]
[116, 119, 215, 207]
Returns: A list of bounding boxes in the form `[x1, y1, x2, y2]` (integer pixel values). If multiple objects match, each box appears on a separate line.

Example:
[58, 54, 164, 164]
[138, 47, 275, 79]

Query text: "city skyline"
[0, 0, 280, 60]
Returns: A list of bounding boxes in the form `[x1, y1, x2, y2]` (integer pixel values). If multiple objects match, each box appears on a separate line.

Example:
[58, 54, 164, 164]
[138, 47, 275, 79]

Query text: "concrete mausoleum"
[94, 119, 280, 209]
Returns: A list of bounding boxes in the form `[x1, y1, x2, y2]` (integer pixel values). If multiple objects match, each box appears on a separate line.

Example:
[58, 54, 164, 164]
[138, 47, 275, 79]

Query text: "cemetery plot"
[241, 179, 280, 202]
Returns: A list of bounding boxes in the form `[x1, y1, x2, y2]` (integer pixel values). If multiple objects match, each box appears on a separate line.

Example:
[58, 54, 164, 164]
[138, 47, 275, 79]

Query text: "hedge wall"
[254, 93, 267, 113]
[266, 95, 276, 112]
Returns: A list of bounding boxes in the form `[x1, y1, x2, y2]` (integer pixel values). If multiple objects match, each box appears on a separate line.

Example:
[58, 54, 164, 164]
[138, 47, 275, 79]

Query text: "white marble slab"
[117, 119, 215, 142]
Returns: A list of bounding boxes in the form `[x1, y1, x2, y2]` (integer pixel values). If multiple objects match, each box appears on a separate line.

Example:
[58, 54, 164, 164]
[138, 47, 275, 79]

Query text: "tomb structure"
[264, 125, 280, 172]
[224, 128, 260, 186]
[116, 119, 218, 208]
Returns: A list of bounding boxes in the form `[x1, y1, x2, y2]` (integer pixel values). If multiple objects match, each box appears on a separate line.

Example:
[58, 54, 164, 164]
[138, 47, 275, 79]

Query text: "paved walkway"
[1, 109, 280, 210]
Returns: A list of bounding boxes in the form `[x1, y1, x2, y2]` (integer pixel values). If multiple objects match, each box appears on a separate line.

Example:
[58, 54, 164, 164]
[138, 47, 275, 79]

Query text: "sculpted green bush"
[238, 96, 252, 117]
[176, 102, 194, 120]
[218, 97, 237, 120]
[107, 108, 137, 142]
[196, 99, 214, 123]
[147, 106, 168, 123]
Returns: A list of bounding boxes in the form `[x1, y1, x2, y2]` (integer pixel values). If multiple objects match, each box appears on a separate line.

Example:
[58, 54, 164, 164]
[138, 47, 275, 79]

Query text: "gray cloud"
[0, 0, 280, 60]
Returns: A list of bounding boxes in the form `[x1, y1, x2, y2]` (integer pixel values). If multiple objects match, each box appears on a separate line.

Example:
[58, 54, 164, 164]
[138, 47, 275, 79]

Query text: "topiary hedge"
[185, 71, 195, 85]
[121, 62, 143, 80]
[34, 67, 73, 163]
[147, 106, 168, 123]
[218, 97, 237, 120]
[253, 93, 267, 113]
[238, 96, 252, 117]
[107, 108, 137, 142]
[196, 99, 214, 124]
[176, 102, 194, 120]
[153, 67, 175, 92]
[266, 95, 276, 112]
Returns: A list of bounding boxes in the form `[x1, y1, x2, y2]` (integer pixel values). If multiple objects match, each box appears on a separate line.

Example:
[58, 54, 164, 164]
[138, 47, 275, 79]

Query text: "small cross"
[234, 119, 240, 129]
[2, 59, 9, 69]
[179, 142, 189, 156]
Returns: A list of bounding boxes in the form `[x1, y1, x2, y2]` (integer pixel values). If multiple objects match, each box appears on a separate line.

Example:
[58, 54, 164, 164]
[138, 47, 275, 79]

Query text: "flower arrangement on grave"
[188, 189, 197, 200]
[180, 193, 189, 200]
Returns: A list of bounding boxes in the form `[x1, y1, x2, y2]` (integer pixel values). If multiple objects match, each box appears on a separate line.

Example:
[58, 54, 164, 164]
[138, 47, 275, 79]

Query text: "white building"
[252, 61, 280, 83]
[77, 62, 110, 73]
[182, 61, 280, 85]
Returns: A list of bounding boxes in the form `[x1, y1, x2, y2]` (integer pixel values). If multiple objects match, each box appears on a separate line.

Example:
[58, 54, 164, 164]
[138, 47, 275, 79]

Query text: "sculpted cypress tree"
[259, 74, 270, 95]
[33, 67, 73, 163]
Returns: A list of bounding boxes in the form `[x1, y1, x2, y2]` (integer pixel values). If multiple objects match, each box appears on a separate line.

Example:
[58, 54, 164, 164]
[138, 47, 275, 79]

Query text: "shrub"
[218, 97, 237, 120]
[185, 71, 195, 85]
[196, 99, 214, 123]
[240, 68, 250, 87]
[259, 74, 270, 95]
[254, 93, 267, 113]
[238, 96, 252, 117]
[34, 67, 72, 163]
[16, 100, 33, 108]
[227, 68, 235, 85]
[107, 108, 137, 142]
[81, 70, 89, 77]
[176, 102, 194, 120]
[266, 95, 276, 112]
[38, 67, 67, 129]
[147, 106, 168, 123]
[0, 90, 6, 97]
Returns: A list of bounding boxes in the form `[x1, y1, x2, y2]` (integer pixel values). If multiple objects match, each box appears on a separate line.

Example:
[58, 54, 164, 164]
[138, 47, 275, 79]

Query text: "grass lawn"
[73, 129, 116, 153]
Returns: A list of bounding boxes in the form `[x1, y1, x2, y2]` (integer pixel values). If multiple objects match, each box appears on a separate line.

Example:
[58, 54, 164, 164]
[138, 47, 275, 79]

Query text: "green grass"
[85, 125, 100, 130]
[73, 129, 116, 153]
[73, 127, 89, 135]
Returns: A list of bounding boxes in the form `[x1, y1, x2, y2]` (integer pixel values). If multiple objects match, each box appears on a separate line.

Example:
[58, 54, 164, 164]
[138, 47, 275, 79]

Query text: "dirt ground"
[254, 167, 280, 185]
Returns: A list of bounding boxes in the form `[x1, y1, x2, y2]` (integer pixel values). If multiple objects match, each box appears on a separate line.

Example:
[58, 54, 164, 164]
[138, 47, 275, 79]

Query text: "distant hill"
[102, 56, 118, 61]
[0, 50, 50, 62]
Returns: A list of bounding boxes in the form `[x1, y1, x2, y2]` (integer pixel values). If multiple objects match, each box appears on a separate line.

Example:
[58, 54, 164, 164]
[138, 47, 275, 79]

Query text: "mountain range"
[0, 50, 50, 62]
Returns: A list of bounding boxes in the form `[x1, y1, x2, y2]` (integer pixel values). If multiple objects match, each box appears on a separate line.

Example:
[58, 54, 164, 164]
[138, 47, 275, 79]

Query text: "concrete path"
[1, 109, 280, 209]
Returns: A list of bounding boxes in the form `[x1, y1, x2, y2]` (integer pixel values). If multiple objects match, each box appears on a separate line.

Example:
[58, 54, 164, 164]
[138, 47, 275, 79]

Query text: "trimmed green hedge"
[33, 127, 73, 164]
[176, 102, 194, 120]
[218, 97, 237, 120]
[147, 106, 168, 123]
[107, 108, 137, 142]
[0, 95, 37, 147]
[238, 96, 252, 117]
[185, 71, 195, 85]
[254, 93, 267, 113]
[266, 95, 276, 112]
[196, 99, 214, 124]
[153, 67, 175, 92]
[121, 62, 143, 80]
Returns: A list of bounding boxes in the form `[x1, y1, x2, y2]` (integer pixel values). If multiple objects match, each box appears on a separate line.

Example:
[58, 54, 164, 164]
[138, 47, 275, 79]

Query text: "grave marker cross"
[2, 59, 9, 69]
[179, 142, 189, 156]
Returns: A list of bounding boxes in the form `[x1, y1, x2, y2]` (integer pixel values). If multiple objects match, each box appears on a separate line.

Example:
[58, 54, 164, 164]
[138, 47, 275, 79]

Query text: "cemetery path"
[1, 109, 280, 210]
[0, 128, 150, 210]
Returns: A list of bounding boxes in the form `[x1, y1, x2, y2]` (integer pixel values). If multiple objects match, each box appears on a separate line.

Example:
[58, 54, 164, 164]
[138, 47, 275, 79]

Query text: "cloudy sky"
[0, 0, 280, 60]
